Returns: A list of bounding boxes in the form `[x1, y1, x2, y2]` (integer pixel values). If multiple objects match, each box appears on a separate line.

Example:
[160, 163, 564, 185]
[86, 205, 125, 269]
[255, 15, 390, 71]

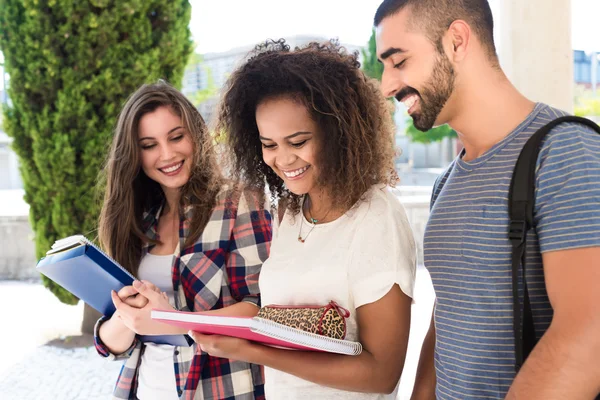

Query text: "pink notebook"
[151, 309, 362, 356]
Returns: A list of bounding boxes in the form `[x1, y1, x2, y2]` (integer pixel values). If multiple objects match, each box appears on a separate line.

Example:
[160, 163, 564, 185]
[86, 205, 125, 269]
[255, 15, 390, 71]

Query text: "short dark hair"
[218, 39, 398, 216]
[374, 0, 497, 61]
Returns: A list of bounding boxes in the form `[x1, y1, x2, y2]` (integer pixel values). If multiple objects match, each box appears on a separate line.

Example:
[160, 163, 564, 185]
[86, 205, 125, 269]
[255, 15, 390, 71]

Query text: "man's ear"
[444, 19, 471, 63]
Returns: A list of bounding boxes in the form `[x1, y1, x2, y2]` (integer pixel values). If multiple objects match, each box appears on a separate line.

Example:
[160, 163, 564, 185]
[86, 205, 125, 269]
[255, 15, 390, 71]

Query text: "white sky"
[1, 0, 599, 90]
[190, 0, 384, 53]
[191, 0, 600, 53]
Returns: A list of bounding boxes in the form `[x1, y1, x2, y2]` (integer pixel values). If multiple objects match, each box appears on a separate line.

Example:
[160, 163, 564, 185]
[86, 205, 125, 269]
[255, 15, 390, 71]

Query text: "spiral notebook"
[151, 309, 363, 355]
[37, 235, 192, 347]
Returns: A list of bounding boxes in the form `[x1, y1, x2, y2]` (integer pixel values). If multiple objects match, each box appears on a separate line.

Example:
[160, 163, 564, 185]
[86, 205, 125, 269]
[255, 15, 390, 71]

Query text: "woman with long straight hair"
[95, 81, 271, 400]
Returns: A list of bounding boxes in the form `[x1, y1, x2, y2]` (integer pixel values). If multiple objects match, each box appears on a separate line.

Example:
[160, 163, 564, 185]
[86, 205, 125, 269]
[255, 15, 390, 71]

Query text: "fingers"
[116, 285, 139, 300]
[133, 281, 161, 301]
[132, 280, 166, 306]
[115, 285, 149, 308]
[111, 290, 139, 318]
[124, 294, 149, 309]
[112, 290, 151, 334]
[187, 330, 211, 352]
[186, 332, 247, 360]
[188, 330, 205, 342]
[140, 280, 161, 293]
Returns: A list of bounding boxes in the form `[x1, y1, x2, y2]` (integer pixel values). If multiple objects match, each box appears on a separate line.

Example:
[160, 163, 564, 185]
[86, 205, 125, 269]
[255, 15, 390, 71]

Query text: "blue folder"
[37, 236, 192, 347]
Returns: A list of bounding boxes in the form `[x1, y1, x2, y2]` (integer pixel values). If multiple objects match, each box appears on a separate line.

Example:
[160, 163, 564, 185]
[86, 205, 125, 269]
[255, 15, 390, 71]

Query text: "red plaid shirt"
[94, 186, 271, 399]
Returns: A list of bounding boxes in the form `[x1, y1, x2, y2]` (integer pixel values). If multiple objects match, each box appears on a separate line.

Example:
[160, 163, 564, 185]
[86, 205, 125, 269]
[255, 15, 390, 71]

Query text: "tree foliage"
[574, 88, 600, 118]
[0, 0, 192, 303]
[404, 117, 457, 144]
[361, 29, 383, 81]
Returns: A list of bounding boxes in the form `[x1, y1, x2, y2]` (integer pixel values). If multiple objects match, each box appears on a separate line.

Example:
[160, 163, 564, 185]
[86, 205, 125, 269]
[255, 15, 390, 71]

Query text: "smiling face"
[137, 106, 194, 194]
[376, 8, 456, 131]
[256, 97, 320, 196]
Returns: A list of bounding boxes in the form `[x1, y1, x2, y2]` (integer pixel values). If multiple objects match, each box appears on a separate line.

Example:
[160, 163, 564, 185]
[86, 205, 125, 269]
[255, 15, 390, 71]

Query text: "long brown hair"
[98, 81, 223, 275]
[218, 39, 397, 215]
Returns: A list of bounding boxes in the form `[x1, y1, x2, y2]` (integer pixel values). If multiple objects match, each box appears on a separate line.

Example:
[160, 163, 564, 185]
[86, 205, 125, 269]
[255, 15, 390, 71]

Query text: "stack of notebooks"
[37, 235, 362, 355]
[152, 309, 362, 355]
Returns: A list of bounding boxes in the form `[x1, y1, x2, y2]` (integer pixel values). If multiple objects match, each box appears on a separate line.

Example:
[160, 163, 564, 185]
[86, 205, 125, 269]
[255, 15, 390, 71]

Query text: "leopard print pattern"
[256, 305, 346, 339]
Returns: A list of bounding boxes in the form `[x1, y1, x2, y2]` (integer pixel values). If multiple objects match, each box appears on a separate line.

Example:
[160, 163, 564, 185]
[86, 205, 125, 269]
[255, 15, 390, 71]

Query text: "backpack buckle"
[508, 220, 527, 245]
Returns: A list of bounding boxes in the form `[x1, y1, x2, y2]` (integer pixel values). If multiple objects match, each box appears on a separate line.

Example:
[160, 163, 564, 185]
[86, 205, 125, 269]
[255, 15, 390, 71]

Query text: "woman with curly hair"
[188, 40, 417, 399]
[94, 81, 271, 399]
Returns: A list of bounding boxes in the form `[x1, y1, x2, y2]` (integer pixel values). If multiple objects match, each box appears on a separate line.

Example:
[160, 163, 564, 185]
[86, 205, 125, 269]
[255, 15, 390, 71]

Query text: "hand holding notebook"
[37, 235, 192, 347]
[110, 280, 189, 336]
[152, 301, 363, 356]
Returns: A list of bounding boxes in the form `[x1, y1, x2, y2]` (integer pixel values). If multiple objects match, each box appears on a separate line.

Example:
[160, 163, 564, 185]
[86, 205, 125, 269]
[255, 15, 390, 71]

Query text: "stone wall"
[0, 195, 431, 280]
[0, 215, 39, 280]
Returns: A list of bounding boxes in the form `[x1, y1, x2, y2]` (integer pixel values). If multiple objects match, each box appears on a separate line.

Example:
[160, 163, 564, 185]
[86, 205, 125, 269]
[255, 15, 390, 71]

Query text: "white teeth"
[161, 162, 182, 173]
[283, 166, 309, 178]
[403, 95, 418, 109]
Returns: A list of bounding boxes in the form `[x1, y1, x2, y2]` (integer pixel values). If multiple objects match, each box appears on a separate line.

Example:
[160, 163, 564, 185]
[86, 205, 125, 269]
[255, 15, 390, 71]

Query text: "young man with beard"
[374, 1, 600, 399]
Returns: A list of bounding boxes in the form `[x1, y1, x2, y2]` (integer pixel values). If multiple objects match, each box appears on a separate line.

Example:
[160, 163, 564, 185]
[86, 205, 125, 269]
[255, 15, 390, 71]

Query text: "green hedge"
[0, 0, 192, 303]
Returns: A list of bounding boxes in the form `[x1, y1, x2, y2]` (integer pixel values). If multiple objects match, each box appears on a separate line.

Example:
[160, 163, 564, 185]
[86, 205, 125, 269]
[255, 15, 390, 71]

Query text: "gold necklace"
[297, 197, 331, 243]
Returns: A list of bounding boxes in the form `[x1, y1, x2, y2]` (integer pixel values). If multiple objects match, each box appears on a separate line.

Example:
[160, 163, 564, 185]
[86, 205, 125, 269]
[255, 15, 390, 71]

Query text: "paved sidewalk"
[0, 344, 121, 400]
[0, 266, 434, 399]
[0, 281, 121, 399]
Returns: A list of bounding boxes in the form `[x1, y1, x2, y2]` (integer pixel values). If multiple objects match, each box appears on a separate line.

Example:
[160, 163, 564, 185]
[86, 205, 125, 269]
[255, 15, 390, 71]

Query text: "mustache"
[395, 87, 420, 102]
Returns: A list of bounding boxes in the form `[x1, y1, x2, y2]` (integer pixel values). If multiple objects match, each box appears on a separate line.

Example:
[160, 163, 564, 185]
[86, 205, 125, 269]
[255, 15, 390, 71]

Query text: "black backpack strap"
[508, 115, 600, 372]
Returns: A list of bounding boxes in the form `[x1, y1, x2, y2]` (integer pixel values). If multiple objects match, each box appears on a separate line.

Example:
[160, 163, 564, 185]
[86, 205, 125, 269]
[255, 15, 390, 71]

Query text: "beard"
[396, 51, 456, 132]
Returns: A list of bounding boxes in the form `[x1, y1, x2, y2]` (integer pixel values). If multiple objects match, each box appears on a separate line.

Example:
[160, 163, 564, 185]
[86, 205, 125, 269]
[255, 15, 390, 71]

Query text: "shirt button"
[174, 350, 179, 355]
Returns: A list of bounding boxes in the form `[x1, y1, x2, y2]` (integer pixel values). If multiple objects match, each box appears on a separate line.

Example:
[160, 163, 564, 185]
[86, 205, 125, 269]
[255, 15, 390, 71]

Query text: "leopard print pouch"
[256, 301, 350, 340]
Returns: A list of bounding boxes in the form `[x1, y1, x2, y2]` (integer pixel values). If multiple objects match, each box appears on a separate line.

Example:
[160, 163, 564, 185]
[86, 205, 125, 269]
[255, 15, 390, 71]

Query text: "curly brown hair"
[218, 39, 398, 216]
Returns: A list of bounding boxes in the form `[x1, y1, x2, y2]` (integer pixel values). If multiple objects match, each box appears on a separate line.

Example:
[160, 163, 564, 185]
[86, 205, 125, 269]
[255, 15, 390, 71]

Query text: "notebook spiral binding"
[254, 317, 362, 355]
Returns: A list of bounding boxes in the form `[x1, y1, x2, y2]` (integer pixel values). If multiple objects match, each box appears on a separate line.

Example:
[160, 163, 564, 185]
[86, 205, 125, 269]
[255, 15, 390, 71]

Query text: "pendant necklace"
[297, 197, 331, 243]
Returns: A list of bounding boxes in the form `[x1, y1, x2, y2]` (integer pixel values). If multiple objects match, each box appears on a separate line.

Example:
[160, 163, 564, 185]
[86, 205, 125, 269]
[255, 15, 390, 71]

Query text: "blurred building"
[574, 50, 600, 88]
[0, 130, 22, 190]
[0, 81, 23, 190]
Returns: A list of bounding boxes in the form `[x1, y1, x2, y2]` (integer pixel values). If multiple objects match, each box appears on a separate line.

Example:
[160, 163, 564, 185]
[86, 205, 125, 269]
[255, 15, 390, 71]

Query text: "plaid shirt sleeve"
[93, 315, 139, 360]
[226, 188, 272, 307]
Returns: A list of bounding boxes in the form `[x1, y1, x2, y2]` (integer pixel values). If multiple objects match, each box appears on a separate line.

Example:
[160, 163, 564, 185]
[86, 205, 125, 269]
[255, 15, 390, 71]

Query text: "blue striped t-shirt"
[424, 103, 600, 399]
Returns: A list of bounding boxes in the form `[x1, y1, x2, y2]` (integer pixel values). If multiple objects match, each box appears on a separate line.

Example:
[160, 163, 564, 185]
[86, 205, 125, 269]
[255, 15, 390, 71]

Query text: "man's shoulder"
[532, 104, 600, 140]
[513, 104, 600, 172]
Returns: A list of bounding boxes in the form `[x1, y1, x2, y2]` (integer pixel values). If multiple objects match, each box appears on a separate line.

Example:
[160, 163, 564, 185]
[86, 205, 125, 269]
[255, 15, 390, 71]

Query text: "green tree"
[0, 0, 192, 304]
[361, 28, 457, 144]
[361, 29, 383, 80]
[574, 88, 600, 117]
[404, 117, 457, 144]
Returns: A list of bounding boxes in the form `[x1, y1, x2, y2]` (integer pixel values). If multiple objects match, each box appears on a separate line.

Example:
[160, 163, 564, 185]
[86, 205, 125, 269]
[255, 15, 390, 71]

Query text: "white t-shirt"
[259, 185, 417, 400]
[136, 253, 180, 400]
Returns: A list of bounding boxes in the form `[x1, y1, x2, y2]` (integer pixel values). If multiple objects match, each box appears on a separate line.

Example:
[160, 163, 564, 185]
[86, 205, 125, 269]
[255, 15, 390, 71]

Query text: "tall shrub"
[0, 0, 192, 303]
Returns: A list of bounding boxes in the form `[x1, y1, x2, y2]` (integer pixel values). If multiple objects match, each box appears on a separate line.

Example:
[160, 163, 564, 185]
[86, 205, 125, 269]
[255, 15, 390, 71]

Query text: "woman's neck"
[304, 189, 344, 224]
[162, 187, 181, 216]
